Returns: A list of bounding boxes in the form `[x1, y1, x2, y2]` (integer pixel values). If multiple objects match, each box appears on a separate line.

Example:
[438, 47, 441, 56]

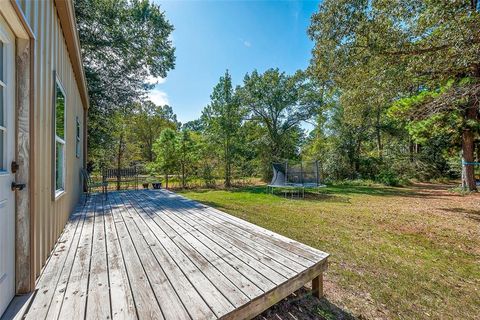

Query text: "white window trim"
[55, 135, 66, 195]
[75, 116, 80, 158]
[54, 75, 66, 199]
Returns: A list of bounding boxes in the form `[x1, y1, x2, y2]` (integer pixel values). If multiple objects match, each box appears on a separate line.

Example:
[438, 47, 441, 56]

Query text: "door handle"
[11, 182, 26, 191]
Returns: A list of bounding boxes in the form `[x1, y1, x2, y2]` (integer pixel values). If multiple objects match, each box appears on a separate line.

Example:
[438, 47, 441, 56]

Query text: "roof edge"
[54, 0, 89, 110]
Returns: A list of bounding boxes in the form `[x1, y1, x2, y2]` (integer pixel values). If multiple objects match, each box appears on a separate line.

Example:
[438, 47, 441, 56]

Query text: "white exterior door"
[0, 16, 16, 316]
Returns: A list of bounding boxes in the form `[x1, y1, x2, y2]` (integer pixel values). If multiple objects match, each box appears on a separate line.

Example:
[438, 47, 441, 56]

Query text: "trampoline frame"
[267, 160, 325, 198]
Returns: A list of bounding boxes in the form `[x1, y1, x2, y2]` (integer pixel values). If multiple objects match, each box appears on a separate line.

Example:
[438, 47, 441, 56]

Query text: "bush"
[202, 164, 216, 188]
[375, 169, 400, 186]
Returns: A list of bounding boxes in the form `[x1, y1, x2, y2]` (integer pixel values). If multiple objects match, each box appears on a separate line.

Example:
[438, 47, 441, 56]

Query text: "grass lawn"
[179, 183, 480, 319]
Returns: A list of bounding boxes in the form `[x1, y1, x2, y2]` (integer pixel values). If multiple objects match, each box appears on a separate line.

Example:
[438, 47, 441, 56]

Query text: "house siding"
[19, 0, 86, 279]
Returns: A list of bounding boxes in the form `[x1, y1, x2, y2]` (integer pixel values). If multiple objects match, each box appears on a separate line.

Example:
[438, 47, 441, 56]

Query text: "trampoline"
[267, 160, 325, 198]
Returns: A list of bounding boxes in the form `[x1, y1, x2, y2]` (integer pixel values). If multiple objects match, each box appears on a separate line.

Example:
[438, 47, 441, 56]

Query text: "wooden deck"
[16, 190, 329, 320]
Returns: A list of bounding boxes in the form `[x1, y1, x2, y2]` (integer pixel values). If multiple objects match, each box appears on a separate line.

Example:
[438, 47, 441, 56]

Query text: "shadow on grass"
[443, 207, 480, 222]
[231, 184, 419, 199]
[255, 287, 357, 320]
[182, 186, 351, 204]
[179, 182, 460, 203]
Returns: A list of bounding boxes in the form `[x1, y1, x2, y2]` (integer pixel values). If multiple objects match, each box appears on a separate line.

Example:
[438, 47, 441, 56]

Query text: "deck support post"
[312, 273, 324, 298]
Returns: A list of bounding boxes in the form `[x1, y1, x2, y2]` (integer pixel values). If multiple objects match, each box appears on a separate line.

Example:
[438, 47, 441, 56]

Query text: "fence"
[102, 167, 142, 190]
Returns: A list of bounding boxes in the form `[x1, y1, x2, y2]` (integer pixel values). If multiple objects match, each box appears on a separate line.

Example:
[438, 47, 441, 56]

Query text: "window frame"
[75, 116, 80, 158]
[53, 73, 66, 199]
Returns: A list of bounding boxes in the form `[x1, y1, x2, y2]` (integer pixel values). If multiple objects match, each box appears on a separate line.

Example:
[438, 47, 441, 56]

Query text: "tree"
[178, 129, 198, 188]
[88, 107, 141, 188]
[75, 0, 175, 163]
[196, 135, 219, 188]
[152, 128, 179, 188]
[201, 70, 243, 187]
[238, 69, 316, 163]
[131, 101, 178, 162]
[182, 119, 204, 132]
[309, 0, 480, 190]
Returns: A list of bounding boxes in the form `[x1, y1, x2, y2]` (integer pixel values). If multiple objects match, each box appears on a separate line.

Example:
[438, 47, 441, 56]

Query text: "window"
[54, 79, 66, 195]
[0, 41, 5, 172]
[75, 116, 81, 158]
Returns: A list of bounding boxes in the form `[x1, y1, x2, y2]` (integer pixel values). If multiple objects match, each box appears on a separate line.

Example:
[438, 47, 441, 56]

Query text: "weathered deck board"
[57, 195, 96, 320]
[114, 192, 208, 319]
[124, 192, 250, 310]
[148, 193, 289, 285]
[172, 195, 316, 268]
[146, 197, 277, 293]
[143, 192, 284, 289]
[24, 200, 87, 320]
[154, 193, 306, 274]
[20, 190, 329, 320]
[132, 192, 264, 300]
[110, 194, 165, 319]
[86, 195, 111, 319]
[43, 199, 89, 319]
[174, 192, 327, 262]
[103, 194, 137, 319]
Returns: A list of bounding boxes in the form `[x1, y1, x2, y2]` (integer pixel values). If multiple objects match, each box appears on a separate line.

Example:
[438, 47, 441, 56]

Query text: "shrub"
[202, 164, 216, 188]
[376, 169, 400, 186]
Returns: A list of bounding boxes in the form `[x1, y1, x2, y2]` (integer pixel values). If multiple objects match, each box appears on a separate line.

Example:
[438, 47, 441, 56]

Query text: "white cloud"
[148, 88, 170, 106]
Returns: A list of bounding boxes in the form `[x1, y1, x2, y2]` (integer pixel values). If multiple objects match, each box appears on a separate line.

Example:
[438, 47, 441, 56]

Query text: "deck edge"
[220, 258, 329, 320]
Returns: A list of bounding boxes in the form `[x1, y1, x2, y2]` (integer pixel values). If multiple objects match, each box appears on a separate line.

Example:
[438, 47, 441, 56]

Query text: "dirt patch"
[254, 286, 358, 320]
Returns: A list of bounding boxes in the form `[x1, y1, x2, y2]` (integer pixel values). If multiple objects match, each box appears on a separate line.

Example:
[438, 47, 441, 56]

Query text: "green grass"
[179, 184, 480, 319]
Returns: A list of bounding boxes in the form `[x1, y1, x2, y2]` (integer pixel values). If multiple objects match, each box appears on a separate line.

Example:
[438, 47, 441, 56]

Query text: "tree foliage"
[77, 0, 480, 189]
[131, 101, 178, 162]
[75, 0, 175, 160]
[152, 128, 179, 188]
[238, 69, 315, 162]
[178, 129, 198, 188]
[308, 0, 480, 189]
[201, 70, 243, 187]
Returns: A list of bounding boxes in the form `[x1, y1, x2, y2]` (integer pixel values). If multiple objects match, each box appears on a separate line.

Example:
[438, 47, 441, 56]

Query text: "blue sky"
[150, 0, 321, 124]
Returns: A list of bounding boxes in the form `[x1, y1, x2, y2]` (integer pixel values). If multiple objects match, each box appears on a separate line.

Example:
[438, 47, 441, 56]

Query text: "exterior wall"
[19, 0, 86, 278]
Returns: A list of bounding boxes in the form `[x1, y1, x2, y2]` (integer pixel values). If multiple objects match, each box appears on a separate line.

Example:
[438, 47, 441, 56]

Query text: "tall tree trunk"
[462, 102, 478, 191]
[165, 173, 169, 189]
[462, 130, 476, 191]
[476, 142, 480, 162]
